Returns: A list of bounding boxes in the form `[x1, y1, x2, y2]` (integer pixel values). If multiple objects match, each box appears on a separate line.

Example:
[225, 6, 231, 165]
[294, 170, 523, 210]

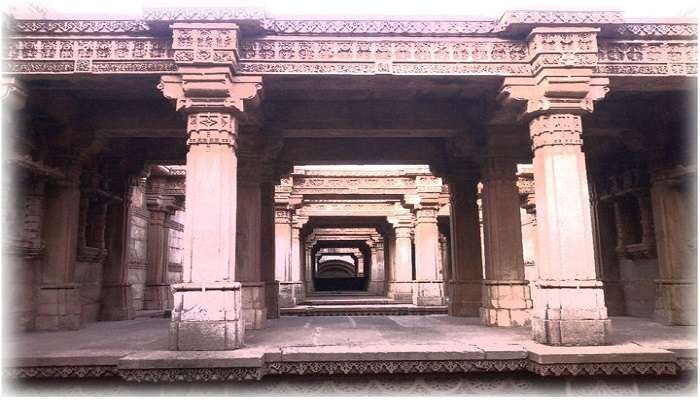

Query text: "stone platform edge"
[4, 344, 696, 382]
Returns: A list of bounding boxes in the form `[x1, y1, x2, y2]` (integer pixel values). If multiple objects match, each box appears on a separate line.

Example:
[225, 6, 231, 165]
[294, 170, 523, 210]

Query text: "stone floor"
[3, 315, 697, 395]
[5, 315, 695, 357]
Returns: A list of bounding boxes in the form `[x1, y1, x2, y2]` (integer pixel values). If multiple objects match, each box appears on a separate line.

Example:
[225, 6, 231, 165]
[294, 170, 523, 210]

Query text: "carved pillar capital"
[528, 113, 584, 152]
[2, 77, 27, 110]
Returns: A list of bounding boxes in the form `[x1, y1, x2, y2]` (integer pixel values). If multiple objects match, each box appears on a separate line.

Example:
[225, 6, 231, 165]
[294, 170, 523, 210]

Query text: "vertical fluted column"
[388, 215, 414, 302]
[528, 114, 610, 345]
[651, 166, 696, 325]
[448, 169, 483, 316]
[237, 154, 266, 330]
[480, 156, 532, 326]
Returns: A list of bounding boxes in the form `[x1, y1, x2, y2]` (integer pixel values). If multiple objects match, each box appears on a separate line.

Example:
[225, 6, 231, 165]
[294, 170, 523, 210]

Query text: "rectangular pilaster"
[144, 208, 172, 311]
[274, 207, 296, 307]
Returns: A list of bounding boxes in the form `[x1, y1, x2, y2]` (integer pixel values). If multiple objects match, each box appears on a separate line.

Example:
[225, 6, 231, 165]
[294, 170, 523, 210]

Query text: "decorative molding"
[615, 24, 697, 38]
[143, 7, 266, 21]
[527, 362, 678, 376]
[172, 23, 239, 65]
[11, 357, 688, 382]
[498, 10, 624, 30]
[5, 366, 117, 379]
[261, 19, 498, 36]
[11, 20, 150, 34]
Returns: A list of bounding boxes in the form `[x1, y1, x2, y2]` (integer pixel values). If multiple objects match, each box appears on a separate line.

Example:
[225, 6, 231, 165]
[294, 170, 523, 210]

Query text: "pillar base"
[413, 281, 445, 306]
[35, 284, 82, 331]
[100, 283, 135, 321]
[653, 279, 697, 325]
[241, 282, 266, 330]
[265, 280, 280, 319]
[367, 280, 386, 296]
[388, 281, 413, 303]
[143, 283, 172, 311]
[169, 282, 244, 351]
[278, 281, 303, 307]
[448, 280, 482, 317]
[532, 280, 610, 346]
[480, 280, 532, 327]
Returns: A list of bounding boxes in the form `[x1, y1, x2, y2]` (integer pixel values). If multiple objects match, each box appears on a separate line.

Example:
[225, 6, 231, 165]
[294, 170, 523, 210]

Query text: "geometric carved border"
[6, 358, 693, 382]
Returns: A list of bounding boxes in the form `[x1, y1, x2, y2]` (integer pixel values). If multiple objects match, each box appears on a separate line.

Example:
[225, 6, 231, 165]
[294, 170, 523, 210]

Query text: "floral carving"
[186, 112, 236, 147]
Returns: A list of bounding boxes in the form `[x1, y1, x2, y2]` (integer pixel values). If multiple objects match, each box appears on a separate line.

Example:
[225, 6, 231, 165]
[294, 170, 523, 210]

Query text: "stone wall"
[619, 258, 658, 318]
[74, 259, 103, 323]
[126, 182, 149, 311]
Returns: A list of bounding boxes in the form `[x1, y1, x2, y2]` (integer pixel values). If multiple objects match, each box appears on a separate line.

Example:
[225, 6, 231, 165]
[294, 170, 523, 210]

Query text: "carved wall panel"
[596, 40, 697, 75]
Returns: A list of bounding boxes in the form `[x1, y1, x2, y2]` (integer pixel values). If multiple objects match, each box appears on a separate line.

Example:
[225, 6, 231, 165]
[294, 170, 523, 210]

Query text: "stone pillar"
[480, 155, 532, 326]
[388, 215, 414, 302]
[527, 114, 610, 345]
[651, 166, 697, 325]
[236, 154, 266, 330]
[274, 205, 295, 307]
[448, 169, 483, 316]
[304, 243, 314, 295]
[290, 215, 308, 302]
[501, 27, 610, 345]
[160, 21, 263, 349]
[413, 202, 445, 306]
[36, 159, 82, 330]
[144, 197, 175, 311]
[100, 178, 135, 321]
[260, 172, 279, 319]
[367, 235, 386, 295]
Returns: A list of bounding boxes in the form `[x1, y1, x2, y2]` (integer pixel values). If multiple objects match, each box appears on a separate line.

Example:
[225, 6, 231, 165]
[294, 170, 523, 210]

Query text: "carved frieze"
[596, 40, 697, 76]
[171, 23, 239, 65]
[498, 10, 624, 30]
[238, 38, 531, 76]
[527, 28, 599, 73]
[615, 23, 697, 38]
[5, 38, 175, 74]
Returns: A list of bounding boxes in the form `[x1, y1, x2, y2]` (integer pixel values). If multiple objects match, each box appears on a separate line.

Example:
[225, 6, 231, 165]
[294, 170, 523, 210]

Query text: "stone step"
[299, 296, 399, 306]
[280, 304, 448, 316]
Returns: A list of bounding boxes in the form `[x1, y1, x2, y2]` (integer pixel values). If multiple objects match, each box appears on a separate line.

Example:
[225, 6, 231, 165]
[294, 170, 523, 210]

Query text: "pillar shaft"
[144, 208, 172, 310]
[413, 206, 445, 305]
[237, 156, 266, 329]
[529, 113, 610, 345]
[480, 156, 532, 326]
[274, 208, 297, 307]
[388, 218, 413, 302]
[101, 187, 135, 321]
[170, 111, 244, 351]
[651, 167, 697, 325]
[260, 180, 279, 319]
[37, 174, 82, 330]
[368, 238, 386, 295]
[448, 172, 483, 316]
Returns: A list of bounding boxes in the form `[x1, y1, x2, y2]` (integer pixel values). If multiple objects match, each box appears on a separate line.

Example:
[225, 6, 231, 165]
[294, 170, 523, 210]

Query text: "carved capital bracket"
[158, 73, 263, 116]
[1, 77, 27, 110]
